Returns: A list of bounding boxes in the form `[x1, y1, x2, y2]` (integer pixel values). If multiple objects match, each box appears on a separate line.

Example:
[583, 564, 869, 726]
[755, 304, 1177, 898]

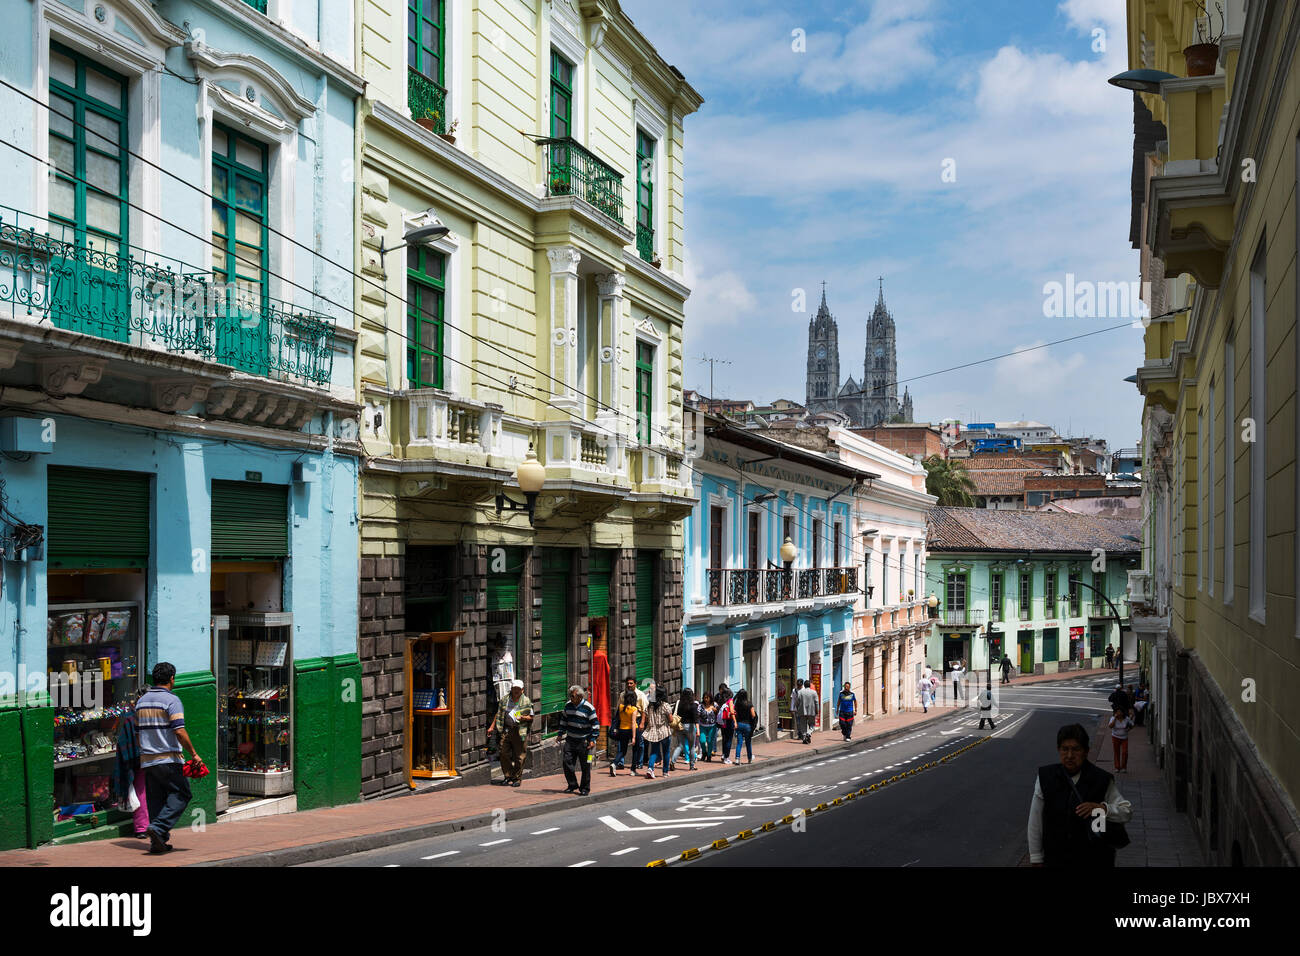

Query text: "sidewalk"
[0, 704, 946, 867]
[0, 668, 1113, 868]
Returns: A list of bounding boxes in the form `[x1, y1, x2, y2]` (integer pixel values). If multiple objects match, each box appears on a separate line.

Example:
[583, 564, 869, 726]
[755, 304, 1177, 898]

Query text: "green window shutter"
[211, 123, 270, 376]
[1043, 629, 1059, 663]
[406, 247, 445, 389]
[588, 550, 612, 619]
[487, 546, 523, 611]
[47, 467, 149, 569]
[635, 552, 655, 684]
[211, 480, 288, 559]
[540, 566, 569, 714]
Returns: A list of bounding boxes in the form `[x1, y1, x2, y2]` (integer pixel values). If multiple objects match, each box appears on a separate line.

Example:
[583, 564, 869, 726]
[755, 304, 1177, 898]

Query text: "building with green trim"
[924, 508, 1138, 680]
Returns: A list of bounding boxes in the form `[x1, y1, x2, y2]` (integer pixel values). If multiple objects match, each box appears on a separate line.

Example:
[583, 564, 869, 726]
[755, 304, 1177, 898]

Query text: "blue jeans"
[734, 722, 753, 761]
[646, 737, 670, 771]
[671, 724, 697, 767]
[699, 725, 718, 758]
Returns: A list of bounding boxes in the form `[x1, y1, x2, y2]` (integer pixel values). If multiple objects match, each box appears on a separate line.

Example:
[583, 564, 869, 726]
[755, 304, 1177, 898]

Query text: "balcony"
[636, 223, 654, 264]
[541, 138, 624, 225]
[704, 567, 857, 608]
[938, 607, 984, 628]
[1086, 599, 1130, 621]
[0, 207, 335, 386]
[407, 70, 447, 135]
[406, 390, 502, 455]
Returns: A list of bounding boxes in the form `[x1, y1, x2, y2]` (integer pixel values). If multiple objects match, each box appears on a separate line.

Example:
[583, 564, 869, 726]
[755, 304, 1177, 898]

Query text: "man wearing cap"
[487, 679, 533, 787]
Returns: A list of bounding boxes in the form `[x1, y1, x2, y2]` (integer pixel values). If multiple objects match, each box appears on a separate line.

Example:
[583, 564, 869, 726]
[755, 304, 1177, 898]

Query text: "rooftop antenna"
[697, 355, 732, 403]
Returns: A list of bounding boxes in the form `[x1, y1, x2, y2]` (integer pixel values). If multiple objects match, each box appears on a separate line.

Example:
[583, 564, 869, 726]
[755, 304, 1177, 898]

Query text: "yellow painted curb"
[647, 859, 667, 867]
[782, 814, 796, 824]
[738, 829, 755, 840]
[760, 821, 777, 832]
[710, 838, 730, 850]
[680, 847, 701, 861]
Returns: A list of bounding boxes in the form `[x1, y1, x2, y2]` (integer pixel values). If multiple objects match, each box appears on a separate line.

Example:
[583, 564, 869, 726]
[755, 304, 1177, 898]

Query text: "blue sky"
[621, 0, 1145, 448]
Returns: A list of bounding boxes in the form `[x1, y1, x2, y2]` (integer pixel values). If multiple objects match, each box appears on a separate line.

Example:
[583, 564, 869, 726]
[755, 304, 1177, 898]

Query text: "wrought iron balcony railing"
[938, 607, 985, 627]
[727, 569, 762, 605]
[407, 70, 447, 135]
[1086, 599, 1129, 620]
[541, 138, 624, 224]
[0, 206, 335, 385]
[636, 223, 654, 263]
[765, 568, 792, 602]
[706, 567, 860, 608]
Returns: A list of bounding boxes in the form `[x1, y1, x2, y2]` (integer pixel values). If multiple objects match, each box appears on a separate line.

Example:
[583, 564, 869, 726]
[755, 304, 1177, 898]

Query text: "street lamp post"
[1059, 579, 1128, 684]
[496, 443, 547, 525]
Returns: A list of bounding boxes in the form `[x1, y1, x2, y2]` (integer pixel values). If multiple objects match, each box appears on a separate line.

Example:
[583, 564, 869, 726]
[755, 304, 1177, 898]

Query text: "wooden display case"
[405, 630, 462, 784]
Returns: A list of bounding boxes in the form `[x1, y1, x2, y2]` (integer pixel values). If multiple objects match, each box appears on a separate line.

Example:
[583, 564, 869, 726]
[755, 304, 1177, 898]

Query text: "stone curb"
[197, 710, 956, 867]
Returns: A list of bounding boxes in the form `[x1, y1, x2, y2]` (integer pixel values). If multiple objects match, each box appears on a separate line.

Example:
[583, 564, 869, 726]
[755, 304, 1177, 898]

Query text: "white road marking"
[838, 780, 849, 785]
[570, 860, 596, 867]
[479, 838, 511, 847]
[384, 864, 400, 867]
[653, 835, 679, 843]
[610, 846, 639, 856]
[421, 850, 460, 860]
[531, 828, 560, 835]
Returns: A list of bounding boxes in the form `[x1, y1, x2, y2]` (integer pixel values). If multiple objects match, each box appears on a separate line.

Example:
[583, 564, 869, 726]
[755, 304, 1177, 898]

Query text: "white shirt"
[917, 678, 932, 698]
[951, 666, 964, 682]
[1027, 770, 1132, 863]
[978, 691, 994, 712]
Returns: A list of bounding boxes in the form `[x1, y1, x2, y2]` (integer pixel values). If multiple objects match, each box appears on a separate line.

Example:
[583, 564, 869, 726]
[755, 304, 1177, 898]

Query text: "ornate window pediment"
[186, 41, 315, 135]
[43, 0, 187, 73]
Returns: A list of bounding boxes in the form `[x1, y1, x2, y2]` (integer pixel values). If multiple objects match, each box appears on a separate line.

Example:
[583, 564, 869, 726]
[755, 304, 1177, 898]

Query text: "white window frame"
[634, 317, 665, 447]
[707, 491, 734, 571]
[633, 92, 667, 259]
[781, 506, 799, 567]
[1249, 242, 1266, 624]
[745, 502, 769, 570]
[548, 11, 585, 145]
[402, 220, 461, 392]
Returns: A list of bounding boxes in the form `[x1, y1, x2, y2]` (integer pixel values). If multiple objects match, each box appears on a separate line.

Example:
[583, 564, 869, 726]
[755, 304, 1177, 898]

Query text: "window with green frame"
[1043, 627, 1059, 663]
[635, 129, 654, 261]
[1019, 570, 1032, 620]
[47, 43, 130, 341]
[635, 341, 654, 444]
[945, 570, 967, 610]
[550, 51, 573, 138]
[211, 124, 270, 373]
[406, 246, 445, 389]
[1068, 571, 1081, 616]
[1093, 571, 1105, 613]
[409, 0, 445, 83]
[990, 571, 1003, 621]
[1044, 571, 1057, 615]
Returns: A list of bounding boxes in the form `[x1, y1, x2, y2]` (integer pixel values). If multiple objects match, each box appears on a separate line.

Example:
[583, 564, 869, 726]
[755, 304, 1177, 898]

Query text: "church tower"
[806, 284, 840, 412]
[863, 279, 900, 426]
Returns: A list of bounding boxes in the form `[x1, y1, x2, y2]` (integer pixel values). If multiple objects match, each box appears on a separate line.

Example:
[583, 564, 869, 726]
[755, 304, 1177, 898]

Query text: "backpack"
[716, 700, 733, 726]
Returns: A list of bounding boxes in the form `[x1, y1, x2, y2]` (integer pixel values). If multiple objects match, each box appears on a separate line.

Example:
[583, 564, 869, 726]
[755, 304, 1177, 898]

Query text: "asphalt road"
[308, 673, 1116, 868]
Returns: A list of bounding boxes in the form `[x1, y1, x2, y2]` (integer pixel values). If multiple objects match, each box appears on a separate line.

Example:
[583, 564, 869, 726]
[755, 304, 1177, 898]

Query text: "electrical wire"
[0, 75, 680, 445]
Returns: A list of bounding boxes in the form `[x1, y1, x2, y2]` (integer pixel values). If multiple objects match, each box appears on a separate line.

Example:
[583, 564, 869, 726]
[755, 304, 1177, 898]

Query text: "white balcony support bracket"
[594, 271, 626, 430]
[547, 246, 581, 407]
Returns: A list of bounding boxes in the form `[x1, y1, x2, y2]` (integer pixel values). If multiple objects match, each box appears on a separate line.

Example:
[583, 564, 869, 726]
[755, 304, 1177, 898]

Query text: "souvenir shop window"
[219, 612, 293, 796]
[48, 599, 142, 834]
[406, 631, 460, 782]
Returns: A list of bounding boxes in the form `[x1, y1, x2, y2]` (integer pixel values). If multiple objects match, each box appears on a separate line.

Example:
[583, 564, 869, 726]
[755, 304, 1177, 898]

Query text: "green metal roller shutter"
[47, 467, 150, 569]
[635, 552, 655, 684]
[540, 551, 570, 714]
[487, 547, 523, 611]
[588, 550, 612, 619]
[211, 480, 288, 559]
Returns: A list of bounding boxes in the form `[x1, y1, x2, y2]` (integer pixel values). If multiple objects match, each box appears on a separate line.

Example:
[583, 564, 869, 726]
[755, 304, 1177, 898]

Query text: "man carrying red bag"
[136, 662, 204, 854]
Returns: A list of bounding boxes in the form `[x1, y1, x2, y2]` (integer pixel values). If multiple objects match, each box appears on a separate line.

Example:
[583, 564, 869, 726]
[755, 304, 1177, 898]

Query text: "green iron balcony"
[407, 70, 447, 135]
[0, 206, 335, 386]
[541, 138, 624, 225]
[636, 222, 654, 263]
[242, 0, 269, 13]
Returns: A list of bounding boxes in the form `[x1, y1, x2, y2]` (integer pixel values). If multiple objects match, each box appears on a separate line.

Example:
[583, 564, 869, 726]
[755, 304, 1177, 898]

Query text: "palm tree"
[923, 455, 976, 506]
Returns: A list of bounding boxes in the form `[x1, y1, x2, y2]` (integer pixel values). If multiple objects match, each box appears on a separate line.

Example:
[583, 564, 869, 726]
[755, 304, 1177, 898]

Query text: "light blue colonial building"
[0, 0, 362, 849]
[682, 416, 868, 737]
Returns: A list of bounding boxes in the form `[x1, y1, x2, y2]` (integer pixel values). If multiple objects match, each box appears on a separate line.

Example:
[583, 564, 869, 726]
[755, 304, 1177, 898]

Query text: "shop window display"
[406, 631, 460, 781]
[218, 612, 293, 796]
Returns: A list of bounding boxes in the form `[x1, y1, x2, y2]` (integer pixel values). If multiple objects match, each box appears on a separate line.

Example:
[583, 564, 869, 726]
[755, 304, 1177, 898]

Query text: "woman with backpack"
[642, 689, 674, 779]
[731, 689, 758, 764]
[670, 687, 699, 770]
[697, 692, 719, 762]
[717, 690, 736, 764]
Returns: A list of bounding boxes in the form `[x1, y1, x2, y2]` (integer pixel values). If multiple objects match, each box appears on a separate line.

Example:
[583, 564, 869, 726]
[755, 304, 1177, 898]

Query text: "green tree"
[923, 455, 976, 506]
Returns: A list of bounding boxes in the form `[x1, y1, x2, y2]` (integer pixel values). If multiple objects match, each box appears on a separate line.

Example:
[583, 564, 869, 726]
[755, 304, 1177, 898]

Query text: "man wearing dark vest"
[1028, 723, 1132, 867]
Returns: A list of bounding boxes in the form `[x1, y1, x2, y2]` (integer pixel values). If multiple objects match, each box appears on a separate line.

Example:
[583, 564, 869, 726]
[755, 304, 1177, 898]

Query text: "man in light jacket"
[795, 680, 820, 744]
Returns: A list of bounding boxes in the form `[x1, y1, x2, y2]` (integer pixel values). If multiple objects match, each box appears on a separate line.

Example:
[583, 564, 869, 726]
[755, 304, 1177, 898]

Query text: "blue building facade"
[682, 418, 866, 737]
[0, 0, 362, 849]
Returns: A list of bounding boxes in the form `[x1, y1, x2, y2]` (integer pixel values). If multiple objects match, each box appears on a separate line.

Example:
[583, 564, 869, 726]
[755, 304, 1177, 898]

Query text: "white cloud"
[683, 248, 759, 330]
[800, 3, 939, 95]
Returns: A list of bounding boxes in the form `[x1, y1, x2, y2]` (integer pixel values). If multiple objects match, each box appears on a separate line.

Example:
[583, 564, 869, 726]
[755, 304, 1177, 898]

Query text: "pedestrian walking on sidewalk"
[795, 679, 819, 743]
[791, 679, 806, 741]
[951, 661, 965, 703]
[671, 688, 699, 770]
[1133, 684, 1148, 727]
[1107, 682, 1131, 717]
[643, 690, 673, 778]
[836, 682, 857, 740]
[977, 687, 996, 730]
[560, 686, 599, 796]
[1105, 644, 1115, 669]
[136, 662, 202, 854]
[698, 692, 719, 761]
[1027, 723, 1132, 867]
[1000, 654, 1013, 685]
[624, 677, 648, 770]
[717, 690, 736, 763]
[612, 690, 641, 775]
[488, 679, 533, 787]
[1108, 708, 1133, 773]
[732, 689, 758, 764]
[917, 673, 932, 713]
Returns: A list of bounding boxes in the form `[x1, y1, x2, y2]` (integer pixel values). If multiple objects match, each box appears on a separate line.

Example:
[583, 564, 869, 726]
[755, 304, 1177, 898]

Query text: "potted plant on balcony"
[550, 174, 571, 196]
[416, 110, 440, 133]
[651, 252, 662, 269]
[439, 119, 459, 145]
[1183, 2, 1223, 77]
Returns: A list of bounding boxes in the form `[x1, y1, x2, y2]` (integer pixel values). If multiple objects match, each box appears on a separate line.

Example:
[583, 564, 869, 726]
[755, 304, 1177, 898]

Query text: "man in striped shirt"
[560, 685, 600, 796]
[136, 662, 202, 854]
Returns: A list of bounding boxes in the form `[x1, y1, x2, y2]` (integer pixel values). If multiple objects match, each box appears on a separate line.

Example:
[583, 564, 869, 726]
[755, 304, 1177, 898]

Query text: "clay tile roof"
[926, 507, 1142, 554]
[966, 470, 1036, 495]
[965, 456, 1047, 470]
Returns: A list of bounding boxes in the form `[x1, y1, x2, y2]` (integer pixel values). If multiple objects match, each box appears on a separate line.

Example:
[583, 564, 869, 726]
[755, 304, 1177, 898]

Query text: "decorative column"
[546, 246, 581, 407]
[594, 271, 626, 431]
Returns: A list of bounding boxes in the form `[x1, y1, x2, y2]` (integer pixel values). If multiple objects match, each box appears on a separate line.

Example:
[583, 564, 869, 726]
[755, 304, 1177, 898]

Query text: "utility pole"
[697, 355, 732, 407]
